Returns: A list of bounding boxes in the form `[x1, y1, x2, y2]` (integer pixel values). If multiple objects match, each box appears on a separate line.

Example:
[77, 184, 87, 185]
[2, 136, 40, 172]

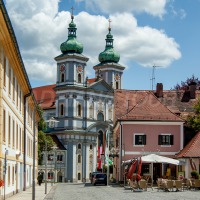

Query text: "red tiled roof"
[32, 84, 56, 110]
[114, 90, 184, 122]
[176, 132, 200, 158]
[87, 78, 96, 84]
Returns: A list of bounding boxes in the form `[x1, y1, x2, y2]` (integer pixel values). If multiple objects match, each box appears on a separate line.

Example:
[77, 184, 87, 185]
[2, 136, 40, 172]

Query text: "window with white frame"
[158, 134, 173, 145]
[134, 134, 146, 146]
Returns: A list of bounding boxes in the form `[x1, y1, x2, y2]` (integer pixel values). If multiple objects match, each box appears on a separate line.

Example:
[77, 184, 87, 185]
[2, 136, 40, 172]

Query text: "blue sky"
[4, 0, 200, 90]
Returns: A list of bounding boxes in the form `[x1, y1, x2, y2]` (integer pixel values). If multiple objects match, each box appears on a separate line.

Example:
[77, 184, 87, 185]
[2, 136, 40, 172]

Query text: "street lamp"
[51, 145, 58, 184]
[45, 140, 47, 194]
[3, 149, 8, 200]
[105, 125, 112, 186]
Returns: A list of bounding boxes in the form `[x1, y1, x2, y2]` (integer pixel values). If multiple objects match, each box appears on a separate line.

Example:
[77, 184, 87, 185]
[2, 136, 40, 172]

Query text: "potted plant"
[191, 171, 199, 179]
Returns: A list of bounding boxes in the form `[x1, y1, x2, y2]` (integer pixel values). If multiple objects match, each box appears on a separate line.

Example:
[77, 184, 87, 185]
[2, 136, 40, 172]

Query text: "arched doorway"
[57, 171, 63, 182]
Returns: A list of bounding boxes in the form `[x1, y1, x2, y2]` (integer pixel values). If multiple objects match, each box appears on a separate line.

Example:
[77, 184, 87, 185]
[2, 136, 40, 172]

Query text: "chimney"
[189, 82, 197, 99]
[156, 83, 163, 98]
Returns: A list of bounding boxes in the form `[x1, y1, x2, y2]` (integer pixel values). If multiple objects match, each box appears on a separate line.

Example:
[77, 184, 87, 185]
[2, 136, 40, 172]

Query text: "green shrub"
[191, 171, 199, 179]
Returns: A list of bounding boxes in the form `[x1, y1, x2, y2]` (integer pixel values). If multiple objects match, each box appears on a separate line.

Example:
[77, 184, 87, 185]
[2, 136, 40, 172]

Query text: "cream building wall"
[0, 1, 40, 198]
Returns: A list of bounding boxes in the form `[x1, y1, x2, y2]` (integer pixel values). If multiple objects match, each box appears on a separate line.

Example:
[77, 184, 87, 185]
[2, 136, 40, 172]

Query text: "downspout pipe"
[119, 121, 123, 183]
[23, 92, 31, 191]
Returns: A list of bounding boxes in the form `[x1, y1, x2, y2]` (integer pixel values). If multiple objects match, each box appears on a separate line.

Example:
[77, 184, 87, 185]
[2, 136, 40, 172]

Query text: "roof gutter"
[0, 0, 32, 91]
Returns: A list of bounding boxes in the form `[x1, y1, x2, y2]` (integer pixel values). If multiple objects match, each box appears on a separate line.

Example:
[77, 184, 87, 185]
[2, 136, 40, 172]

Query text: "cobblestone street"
[49, 183, 200, 200]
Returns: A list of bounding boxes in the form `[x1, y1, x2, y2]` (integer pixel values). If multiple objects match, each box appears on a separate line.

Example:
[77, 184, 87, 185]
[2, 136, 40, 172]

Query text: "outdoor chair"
[194, 179, 200, 190]
[185, 179, 193, 190]
[129, 180, 138, 191]
[181, 178, 188, 191]
[175, 180, 182, 191]
[157, 178, 165, 191]
[147, 177, 153, 190]
[165, 180, 174, 192]
[139, 179, 147, 191]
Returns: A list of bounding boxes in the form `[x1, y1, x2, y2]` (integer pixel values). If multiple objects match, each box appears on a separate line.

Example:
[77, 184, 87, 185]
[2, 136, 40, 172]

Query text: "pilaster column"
[93, 145, 97, 172]
[72, 143, 76, 182]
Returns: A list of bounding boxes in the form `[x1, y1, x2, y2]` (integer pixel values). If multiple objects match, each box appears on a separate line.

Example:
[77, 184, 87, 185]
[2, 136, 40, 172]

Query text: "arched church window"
[78, 143, 81, 149]
[116, 81, 119, 89]
[78, 73, 81, 83]
[98, 130, 103, 146]
[60, 104, 64, 116]
[61, 73, 65, 82]
[77, 104, 82, 117]
[78, 154, 81, 163]
[97, 112, 104, 121]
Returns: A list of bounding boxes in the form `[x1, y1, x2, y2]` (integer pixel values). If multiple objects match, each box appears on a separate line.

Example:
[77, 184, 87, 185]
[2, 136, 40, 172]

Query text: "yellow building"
[0, 0, 40, 198]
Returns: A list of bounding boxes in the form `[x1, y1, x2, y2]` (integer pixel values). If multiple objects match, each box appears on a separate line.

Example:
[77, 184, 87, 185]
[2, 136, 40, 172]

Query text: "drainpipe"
[119, 121, 123, 183]
[23, 92, 31, 191]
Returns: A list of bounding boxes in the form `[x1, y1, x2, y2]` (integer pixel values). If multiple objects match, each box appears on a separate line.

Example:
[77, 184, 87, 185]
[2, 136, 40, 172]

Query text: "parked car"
[92, 173, 107, 186]
[90, 172, 99, 183]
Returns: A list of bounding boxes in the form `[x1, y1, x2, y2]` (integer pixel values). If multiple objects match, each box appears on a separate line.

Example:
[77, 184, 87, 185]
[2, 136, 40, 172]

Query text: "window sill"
[160, 145, 171, 147]
[134, 144, 145, 147]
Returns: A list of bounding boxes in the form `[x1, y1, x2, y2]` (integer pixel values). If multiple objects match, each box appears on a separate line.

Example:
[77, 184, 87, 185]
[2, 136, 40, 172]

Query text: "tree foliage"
[174, 75, 200, 90]
[37, 106, 47, 131]
[186, 97, 200, 132]
[37, 106, 55, 165]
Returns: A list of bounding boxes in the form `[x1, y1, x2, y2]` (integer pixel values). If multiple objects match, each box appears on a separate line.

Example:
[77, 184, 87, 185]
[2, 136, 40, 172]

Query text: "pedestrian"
[37, 174, 43, 186]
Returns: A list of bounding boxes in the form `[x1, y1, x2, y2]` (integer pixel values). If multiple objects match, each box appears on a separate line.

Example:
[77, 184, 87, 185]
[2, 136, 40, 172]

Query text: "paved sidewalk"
[7, 183, 54, 200]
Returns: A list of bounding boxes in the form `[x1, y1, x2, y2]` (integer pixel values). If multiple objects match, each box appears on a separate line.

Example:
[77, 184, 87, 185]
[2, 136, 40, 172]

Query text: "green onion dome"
[60, 16, 83, 54]
[98, 28, 120, 63]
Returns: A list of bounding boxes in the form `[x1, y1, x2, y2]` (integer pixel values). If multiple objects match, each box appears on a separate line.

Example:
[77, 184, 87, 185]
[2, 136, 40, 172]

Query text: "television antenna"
[150, 65, 161, 90]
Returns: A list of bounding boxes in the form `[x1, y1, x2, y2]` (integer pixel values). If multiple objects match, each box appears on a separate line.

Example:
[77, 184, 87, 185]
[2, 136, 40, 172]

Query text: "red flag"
[127, 160, 137, 179]
[137, 157, 142, 175]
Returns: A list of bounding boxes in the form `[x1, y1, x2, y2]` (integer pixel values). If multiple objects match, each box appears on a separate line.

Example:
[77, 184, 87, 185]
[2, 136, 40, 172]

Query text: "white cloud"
[169, 2, 187, 20]
[5, 0, 181, 87]
[75, 0, 167, 18]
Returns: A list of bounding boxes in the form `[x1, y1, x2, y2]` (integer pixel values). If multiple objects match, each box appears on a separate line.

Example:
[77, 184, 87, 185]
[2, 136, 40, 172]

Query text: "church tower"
[55, 9, 88, 87]
[94, 20, 125, 89]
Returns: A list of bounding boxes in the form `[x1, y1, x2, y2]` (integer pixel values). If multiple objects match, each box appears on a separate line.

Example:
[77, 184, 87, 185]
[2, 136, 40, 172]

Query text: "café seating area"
[157, 178, 200, 192]
[127, 177, 200, 192]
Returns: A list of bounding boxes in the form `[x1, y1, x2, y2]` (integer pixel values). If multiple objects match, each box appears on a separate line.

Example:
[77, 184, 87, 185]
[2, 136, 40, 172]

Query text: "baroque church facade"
[33, 12, 125, 182]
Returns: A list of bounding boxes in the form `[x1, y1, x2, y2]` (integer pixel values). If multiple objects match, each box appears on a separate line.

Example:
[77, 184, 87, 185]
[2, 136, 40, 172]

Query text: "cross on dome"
[71, 6, 74, 20]
[108, 19, 112, 32]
